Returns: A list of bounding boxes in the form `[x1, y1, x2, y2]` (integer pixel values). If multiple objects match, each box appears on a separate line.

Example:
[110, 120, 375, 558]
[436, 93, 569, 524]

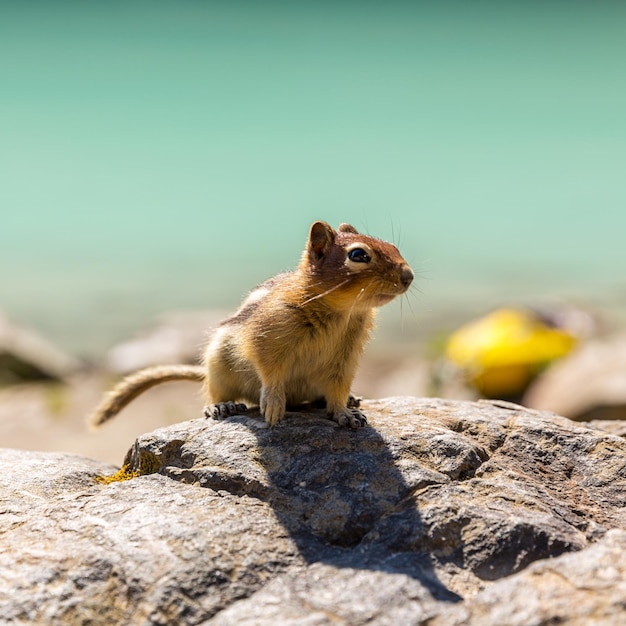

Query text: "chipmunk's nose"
[400, 265, 414, 288]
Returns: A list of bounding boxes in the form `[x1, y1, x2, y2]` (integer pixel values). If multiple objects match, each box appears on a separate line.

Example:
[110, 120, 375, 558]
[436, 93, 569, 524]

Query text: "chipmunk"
[90, 221, 414, 429]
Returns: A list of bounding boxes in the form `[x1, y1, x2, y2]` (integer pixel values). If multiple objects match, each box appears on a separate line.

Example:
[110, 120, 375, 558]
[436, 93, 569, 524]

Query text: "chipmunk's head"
[300, 221, 414, 310]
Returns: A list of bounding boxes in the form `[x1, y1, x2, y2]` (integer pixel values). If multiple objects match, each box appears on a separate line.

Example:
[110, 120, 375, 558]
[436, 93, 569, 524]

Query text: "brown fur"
[90, 221, 413, 429]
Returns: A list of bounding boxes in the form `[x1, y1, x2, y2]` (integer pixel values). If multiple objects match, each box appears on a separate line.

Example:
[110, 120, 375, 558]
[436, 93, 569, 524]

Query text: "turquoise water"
[2, 2, 625, 356]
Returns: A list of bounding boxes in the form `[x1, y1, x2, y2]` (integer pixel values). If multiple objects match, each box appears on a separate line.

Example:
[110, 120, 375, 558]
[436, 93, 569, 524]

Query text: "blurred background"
[2, 1, 625, 464]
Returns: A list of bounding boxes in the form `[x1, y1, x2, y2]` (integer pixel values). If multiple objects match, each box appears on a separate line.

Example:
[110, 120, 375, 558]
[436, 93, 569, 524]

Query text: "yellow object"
[445, 308, 577, 398]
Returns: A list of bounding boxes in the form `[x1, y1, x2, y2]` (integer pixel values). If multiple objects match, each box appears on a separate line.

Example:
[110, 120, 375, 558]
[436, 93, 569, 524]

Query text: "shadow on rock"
[124, 404, 463, 603]
[122, 395, 626, 618]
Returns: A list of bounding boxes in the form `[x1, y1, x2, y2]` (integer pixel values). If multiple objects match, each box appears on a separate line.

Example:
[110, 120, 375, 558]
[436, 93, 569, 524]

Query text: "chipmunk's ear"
[308, 221, 336, 262]
[337, 223, 359, 234]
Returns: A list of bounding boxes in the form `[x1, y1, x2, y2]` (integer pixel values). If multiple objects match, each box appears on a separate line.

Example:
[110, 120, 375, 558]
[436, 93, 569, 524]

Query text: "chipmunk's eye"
[348, 248, 371, 263]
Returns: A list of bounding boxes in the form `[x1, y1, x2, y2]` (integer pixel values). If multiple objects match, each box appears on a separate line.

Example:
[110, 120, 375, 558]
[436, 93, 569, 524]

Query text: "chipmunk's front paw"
[329, 408, 368, 429]
[205, 402, 247, 419]
[263, 404, 285, 427]
[260, 387, 286, 427]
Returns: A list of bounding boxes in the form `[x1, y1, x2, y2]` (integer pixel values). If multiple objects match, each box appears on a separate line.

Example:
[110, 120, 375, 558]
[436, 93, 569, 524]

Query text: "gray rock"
[0, 449, 302, 625]
[428, 528, 626, 626]
[589, 419, 626, 438]
[206, 562, 444, 626]
[0, 311, 80, 384]
[1, 397, 625, 625]
[524, 333, 626, 421]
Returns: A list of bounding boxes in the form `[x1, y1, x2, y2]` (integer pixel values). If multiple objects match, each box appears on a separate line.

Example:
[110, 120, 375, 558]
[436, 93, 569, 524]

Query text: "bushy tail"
[89, 364, 205, 428]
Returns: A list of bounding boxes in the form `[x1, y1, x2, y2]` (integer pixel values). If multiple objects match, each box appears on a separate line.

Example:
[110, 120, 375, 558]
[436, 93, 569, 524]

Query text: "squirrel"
[89, 221, 414, 430]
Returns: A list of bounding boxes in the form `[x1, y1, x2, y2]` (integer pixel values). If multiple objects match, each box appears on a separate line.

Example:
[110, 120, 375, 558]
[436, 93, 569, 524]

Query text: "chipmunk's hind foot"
[205, 402, 248, 419]
[329, 408, 367, 429]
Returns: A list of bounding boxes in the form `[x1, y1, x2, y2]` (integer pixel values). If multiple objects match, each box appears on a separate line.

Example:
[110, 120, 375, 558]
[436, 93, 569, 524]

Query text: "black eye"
[348, 248, 371, 263]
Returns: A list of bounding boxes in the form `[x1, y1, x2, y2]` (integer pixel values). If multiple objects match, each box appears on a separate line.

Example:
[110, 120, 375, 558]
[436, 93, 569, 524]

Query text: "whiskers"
[398, 291, 420, 332]
[347, 277, 378, 316]
[398, 267, 428, 331]
[300, 278, 352, 306]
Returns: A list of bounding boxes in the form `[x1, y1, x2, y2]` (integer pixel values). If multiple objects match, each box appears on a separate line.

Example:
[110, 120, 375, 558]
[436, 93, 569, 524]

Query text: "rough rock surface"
[1, 397, 625, 625]
[589, 419, 626, 439]
[428, 528, 626, 626]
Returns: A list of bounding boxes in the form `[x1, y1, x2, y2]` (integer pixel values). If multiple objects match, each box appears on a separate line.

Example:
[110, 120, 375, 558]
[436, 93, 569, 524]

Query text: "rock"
[105, 310, 226, 374]
[0, 449, 302, 625]
[428, 529, 626, 626]
[208, 561, 446, 626]
[588, 419, 626, 438]
[1, 397, 625, 624]
[0, 311, 80, 385]
[524, 334, 626, 421]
